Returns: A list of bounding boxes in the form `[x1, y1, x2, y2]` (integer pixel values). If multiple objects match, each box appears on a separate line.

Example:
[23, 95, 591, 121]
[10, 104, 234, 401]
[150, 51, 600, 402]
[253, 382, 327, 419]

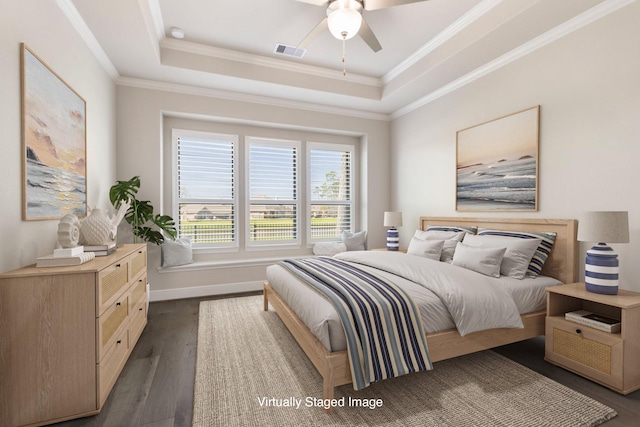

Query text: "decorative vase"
[80, 208, 115, 245]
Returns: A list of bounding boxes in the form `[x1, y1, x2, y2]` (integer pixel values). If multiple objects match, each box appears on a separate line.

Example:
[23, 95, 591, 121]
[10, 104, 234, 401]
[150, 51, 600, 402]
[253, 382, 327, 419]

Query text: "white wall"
[391, 2, 640, 291]
[0, 0, 117, 274]
[116, 85, 391, 299]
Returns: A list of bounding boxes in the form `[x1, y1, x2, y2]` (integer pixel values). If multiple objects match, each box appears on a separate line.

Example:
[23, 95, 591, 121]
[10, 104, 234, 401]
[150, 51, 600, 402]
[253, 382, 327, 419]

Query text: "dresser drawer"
[97, 292, 129, 361]
[545, 316, 623, 389]
[97, 259, 130, 315]
[129, 246, 147, 280]
[98, 327, 130, 407]
[130, 296, 147, 346]
[130, 273, 147, 307]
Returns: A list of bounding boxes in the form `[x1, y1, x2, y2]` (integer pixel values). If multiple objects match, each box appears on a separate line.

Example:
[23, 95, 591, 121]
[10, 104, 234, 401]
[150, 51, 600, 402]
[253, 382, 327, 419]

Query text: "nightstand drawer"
[546, 316, 623, 389]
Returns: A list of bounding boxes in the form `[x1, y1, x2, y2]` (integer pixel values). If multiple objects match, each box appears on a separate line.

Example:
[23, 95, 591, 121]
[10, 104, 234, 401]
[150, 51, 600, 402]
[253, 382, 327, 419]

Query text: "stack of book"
[37, 251, 96, 268]
[84, 242, 117, 256]
[565, 310, 621, 333]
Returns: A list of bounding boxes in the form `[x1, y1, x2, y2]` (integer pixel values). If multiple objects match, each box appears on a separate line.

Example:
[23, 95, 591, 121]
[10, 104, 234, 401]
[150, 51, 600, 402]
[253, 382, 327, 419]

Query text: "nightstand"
[545, 282, 640, 394]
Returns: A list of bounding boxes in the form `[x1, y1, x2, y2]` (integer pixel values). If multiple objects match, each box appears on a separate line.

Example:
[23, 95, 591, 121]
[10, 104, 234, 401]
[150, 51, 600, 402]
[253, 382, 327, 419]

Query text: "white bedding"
[266, 251, 561, 352]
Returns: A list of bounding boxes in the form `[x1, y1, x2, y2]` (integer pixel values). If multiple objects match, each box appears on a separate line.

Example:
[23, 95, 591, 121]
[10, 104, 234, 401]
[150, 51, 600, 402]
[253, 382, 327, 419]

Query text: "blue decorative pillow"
[427, 225, 478, 235]
[477, 228, 557, 278]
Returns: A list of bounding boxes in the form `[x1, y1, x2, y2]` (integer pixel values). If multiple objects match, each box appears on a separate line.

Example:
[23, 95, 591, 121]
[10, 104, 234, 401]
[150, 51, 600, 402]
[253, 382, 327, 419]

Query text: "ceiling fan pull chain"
[341, 31, 347, 76]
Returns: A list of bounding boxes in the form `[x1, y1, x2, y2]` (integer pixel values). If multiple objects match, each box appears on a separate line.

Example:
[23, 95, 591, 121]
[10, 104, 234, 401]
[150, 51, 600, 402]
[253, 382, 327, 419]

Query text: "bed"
[263, 217, 578, 409]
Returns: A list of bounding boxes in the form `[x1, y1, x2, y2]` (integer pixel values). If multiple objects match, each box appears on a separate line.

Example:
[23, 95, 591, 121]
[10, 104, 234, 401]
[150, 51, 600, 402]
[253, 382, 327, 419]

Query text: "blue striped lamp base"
[584, 243, 619, 295]
[387, 227, 399, 251]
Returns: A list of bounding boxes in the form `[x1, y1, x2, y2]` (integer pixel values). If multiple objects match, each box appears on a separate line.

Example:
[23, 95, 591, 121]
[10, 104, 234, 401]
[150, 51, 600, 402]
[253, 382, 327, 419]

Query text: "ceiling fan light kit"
[327, 2, 363, 40]
[295, 0, 428, 75]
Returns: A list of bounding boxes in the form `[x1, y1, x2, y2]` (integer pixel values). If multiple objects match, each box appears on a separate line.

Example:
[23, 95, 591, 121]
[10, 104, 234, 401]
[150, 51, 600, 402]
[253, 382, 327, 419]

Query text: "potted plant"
[109, 176, 177, 245]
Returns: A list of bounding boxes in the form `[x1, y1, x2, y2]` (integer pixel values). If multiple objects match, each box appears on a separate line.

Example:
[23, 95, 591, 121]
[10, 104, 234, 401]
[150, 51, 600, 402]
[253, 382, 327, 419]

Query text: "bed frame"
[263, 217, 578, 410]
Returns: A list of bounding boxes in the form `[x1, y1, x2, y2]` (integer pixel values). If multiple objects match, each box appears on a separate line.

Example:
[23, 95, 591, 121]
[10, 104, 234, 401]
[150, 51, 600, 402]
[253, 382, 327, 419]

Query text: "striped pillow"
[426, 225, 477, 235]
[477, 228, 557, 278]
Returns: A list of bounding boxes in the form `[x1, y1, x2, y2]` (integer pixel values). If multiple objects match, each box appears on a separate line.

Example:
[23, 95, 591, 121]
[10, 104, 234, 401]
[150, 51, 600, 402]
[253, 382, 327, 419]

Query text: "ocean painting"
[456, 106, 539, 211]
[22, 44, 86, 220]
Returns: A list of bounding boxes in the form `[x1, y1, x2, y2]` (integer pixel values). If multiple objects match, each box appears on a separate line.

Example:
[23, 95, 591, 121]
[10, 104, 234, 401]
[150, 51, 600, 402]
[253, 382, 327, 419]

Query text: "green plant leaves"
[109, 176, 177, 245]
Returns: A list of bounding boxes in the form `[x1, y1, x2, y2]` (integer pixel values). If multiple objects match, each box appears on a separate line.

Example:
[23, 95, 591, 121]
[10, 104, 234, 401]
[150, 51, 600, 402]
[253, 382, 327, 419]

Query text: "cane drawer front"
[130, 296, 148, 346]
[546, 317, 623, 390]
[130, 273, 147, 308]
[97, 292, 130, 362]
[129, 247, 147, 281]
[97, 259, 130, 315]
[98, 327, 130, 407]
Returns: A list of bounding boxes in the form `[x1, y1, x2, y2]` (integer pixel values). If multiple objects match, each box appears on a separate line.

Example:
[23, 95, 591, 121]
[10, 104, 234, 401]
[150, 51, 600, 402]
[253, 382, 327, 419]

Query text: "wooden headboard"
[419, 217, 578, 284]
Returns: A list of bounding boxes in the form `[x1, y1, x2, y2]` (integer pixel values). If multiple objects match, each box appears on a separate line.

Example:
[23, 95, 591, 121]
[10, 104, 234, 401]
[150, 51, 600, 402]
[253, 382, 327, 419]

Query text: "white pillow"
[407, 238, 444, 261]
[341, 230, 367, 251]
[463, 234, 541, 279]
[414, 229, 465, 263]
[313, 242, 347, 256]
[161, 237, 193, 267]
[451, 242, 506, 278]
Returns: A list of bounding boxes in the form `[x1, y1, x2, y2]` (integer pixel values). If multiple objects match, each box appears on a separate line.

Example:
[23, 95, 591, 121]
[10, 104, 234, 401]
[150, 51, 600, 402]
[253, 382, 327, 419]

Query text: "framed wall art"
[21, 43, 87, 220]
[456, 106, 539, 212]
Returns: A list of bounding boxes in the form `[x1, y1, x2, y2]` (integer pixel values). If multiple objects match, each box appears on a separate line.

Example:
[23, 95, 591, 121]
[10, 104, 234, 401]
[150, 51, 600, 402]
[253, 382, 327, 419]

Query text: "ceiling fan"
[295, 0, 430, 53]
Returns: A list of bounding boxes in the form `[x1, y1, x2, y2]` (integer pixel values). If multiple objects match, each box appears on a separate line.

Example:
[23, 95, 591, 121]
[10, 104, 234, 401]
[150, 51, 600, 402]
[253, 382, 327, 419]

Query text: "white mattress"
[266, 254, 561, 352]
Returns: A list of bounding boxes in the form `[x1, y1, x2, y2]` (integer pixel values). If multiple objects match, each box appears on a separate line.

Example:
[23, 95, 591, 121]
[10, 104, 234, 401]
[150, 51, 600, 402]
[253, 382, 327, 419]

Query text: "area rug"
[193, 295, 617, 427]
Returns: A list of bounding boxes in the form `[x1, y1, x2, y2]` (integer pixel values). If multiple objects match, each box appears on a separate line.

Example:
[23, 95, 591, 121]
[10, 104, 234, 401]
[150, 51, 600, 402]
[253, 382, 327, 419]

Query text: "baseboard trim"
[149, 281, 263, 302]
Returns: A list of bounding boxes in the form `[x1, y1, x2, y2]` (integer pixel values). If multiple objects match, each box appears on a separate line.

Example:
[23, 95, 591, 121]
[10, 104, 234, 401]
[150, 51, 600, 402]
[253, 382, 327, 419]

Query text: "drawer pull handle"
[116, 302, 121, 306]
[116, 263, 121, 268]
[139, 307, 143, 311]
[576, 329, 582, 334]
[117, 340, 122, 344]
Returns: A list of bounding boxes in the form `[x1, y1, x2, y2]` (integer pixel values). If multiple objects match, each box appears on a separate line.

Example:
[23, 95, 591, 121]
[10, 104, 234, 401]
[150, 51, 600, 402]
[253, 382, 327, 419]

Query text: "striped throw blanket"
[278, 257, 432, 390]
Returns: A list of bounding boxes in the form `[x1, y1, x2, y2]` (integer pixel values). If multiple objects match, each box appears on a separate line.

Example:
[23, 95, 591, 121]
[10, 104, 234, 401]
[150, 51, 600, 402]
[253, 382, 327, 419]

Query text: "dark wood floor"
[55, 293, 640, 427]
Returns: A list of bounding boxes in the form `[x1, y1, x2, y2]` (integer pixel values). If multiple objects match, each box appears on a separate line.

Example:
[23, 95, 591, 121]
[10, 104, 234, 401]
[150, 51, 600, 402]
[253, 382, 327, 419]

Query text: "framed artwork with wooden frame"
[456, 106, 539, 212]
[21, 43, 87, 220]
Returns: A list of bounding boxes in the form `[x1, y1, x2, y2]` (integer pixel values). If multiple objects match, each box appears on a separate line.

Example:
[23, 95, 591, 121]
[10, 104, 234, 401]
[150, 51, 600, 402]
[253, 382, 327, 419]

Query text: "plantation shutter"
[175, 131, 237, 246]
[309, 144, 353, 241]
[247, 138, 299, 245]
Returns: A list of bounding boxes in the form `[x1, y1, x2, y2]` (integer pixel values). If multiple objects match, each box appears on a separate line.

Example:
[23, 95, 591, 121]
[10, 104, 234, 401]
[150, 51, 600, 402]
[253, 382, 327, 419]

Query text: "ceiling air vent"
[273, 43, 306, 59]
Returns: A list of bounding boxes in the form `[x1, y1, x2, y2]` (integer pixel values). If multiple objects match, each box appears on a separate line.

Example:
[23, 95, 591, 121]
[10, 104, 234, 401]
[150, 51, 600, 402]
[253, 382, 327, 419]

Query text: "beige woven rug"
[193, 295, 616, 427]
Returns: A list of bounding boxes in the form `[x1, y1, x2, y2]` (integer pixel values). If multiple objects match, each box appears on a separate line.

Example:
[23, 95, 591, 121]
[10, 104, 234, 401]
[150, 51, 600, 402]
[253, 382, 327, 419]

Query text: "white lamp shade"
[327, 8, 362, 40]
[384, 211, 402, 227]
[578, 211, 629, 243]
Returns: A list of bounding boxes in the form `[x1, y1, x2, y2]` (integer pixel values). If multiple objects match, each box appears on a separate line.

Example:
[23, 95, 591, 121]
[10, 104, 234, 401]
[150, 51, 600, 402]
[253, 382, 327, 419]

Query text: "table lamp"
[577, 211, 629, 295]
[384, 211, 402, 251]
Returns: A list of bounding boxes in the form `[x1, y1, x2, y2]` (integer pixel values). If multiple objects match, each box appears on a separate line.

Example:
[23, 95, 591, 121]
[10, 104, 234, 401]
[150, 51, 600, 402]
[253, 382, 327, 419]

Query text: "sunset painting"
[456, 106, 539, 211]
[22, 44, 86, 220]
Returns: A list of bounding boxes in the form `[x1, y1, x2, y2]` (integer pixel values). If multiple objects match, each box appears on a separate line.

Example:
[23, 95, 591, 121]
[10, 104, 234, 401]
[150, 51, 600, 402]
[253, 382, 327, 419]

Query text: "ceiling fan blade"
[294, 0, 330, 6]
[298, 17, 329, 48]
[363, 0, 430, 11]
[359, 17, 382, 52]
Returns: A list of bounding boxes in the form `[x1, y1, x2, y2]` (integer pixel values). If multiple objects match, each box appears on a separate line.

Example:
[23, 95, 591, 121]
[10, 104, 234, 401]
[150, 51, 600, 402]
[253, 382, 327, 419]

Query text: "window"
[308, 143, 353, 242]
[173, 129, 238, 248]
[246, 137, 300, 248]
[172, 127, 356, 253]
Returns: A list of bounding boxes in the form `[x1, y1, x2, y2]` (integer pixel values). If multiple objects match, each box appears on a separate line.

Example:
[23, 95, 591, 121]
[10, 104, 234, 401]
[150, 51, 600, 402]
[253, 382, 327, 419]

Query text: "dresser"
[0, 244, 148, 427]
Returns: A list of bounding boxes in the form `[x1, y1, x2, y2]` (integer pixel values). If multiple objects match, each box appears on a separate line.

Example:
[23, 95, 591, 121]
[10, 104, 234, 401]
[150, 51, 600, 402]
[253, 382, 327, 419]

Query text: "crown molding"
[383, 0, 504, 84]
[391, 0, 636, 119]
[117, 76, 391, 122]
[56, 0, 119, 80]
